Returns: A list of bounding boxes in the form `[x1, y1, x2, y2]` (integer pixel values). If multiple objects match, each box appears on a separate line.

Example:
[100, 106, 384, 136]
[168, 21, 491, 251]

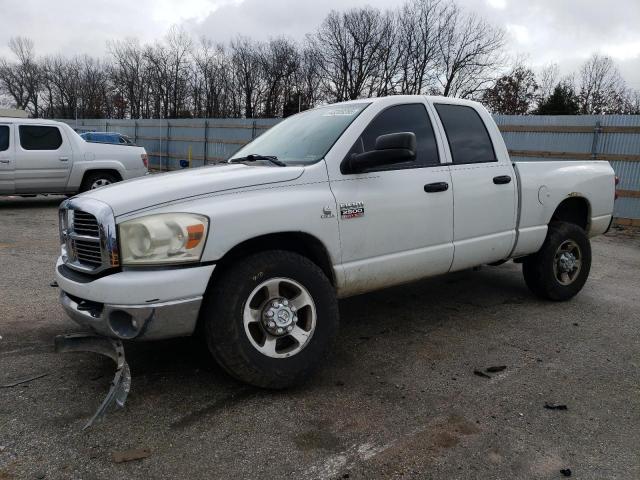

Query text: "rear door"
[14, 124, 73, 193]
[0, 123, 14, 194]
[433, 103, 517, 271]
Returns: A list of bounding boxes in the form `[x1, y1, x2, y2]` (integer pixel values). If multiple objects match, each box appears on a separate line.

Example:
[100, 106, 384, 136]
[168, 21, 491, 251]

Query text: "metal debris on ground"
[112, 448, 152, 463]
[49, 281, 58, 287]
[473, 369, 491, 379]
[486, 366, 507, 373]
[1, 373, 48, 388]
[544, 402, 568, 410]
[54, 333, 131, 430]
[560, 468, 572, 476]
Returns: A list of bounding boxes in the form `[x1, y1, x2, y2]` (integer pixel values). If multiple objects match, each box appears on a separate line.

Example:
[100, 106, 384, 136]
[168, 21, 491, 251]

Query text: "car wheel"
[80, 172, 119, 192]
[202, 250, 339, 389]
[522, 221, 592, 301]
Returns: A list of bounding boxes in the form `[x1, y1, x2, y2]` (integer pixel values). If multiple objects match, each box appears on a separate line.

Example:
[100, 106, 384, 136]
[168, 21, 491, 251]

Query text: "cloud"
[0, 0, 639, 88]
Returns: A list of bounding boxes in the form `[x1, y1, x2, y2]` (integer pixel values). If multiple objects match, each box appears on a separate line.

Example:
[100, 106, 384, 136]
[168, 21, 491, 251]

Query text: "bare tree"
[313, 8, 392, 101]
[108, 38, 147, 118]
[397, 0, 441, 94]
[578, 54, 627, 114]
[0, 37, 41, 116]
[436, 3, 505, 98]
[537, 63, 559, 104]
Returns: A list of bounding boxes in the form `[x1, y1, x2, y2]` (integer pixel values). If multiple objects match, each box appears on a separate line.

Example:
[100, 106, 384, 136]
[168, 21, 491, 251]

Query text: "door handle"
[424, 182, 449, 193]
[59, 156, 69, 162]
[493, 175, 511, 185]
[0, 159, 9, 164]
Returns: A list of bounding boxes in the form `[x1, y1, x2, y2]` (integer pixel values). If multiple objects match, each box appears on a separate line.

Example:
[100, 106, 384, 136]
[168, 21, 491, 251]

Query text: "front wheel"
[202, 250, 339, 389]
[522, 221, 592, 301]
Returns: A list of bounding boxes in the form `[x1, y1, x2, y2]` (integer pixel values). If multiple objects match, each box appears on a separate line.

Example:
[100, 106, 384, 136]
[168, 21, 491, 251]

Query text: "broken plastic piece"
[473, 369, 491, 379]
[54, 333, 131, 430]
[544, 402, 568, 410]
[560, 468, 572, 477]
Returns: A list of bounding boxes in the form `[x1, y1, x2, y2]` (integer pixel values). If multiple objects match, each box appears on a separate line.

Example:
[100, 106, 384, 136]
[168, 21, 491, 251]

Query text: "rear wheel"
[202, 250, 339, 389]
[80, 171, 119, 192]
[522, 221, 591, 301]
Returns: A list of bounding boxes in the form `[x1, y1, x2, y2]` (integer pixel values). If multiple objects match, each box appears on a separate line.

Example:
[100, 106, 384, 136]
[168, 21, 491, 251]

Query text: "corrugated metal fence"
[62, 115, 640, 223]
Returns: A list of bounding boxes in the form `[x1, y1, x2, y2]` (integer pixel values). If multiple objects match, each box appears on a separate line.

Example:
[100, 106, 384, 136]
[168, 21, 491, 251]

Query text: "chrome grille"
[72, 210, 100, 236]
[73, 238, 103, 267]
[59, 198, 119, 275]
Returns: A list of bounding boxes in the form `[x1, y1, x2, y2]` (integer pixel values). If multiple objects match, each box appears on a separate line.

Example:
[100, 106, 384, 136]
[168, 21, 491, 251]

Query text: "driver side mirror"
[341, 132, 417, 174]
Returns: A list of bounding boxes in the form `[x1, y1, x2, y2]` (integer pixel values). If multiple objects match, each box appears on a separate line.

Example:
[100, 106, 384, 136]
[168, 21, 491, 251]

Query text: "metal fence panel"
[60, 114, 640, 221]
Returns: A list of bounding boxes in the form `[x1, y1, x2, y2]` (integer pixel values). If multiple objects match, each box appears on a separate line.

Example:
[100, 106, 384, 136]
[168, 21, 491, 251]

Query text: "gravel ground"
[0, 195, 639, 480]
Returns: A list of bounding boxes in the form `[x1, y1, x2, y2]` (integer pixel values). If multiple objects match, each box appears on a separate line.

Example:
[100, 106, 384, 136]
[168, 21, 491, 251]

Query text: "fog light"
[108, 310, 141, 339]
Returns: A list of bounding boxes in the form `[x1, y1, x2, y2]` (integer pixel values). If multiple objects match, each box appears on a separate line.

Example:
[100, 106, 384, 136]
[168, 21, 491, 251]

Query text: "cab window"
[347, 103, 440, 171]
[0, 126, 9, 151]
[19, 126, 63, 150]
[434, 104, 497, 164]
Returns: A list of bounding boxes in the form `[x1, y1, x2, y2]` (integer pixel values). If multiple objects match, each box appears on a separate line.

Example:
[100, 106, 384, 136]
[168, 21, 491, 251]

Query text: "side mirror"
[341, 132, 416, 174]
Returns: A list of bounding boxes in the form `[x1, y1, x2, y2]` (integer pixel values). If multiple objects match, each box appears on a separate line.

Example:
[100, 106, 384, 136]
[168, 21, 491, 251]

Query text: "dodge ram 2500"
[0, 118, 148, 195]
[55, 96, 615, 389]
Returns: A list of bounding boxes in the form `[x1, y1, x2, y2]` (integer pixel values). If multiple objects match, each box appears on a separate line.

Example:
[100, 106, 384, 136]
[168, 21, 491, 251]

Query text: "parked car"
[0, 118, 148, 195]
[80, 131, 135, 145]
[55, 95, 615, 389]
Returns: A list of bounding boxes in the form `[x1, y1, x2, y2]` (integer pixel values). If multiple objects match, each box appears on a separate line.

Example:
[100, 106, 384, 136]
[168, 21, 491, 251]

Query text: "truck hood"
[80, 163, 304, 216]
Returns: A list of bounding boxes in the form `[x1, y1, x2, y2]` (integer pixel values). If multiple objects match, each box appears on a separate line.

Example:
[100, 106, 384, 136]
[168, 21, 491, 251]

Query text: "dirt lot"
[0, 196, 639, 480]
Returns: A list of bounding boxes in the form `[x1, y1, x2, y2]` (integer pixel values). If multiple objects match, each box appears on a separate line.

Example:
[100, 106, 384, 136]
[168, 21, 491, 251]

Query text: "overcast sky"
[1, 0, 639, 88]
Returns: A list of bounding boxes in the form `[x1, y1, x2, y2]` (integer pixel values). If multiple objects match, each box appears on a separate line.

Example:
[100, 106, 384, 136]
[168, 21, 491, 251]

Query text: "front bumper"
[56, 257, 215, 340]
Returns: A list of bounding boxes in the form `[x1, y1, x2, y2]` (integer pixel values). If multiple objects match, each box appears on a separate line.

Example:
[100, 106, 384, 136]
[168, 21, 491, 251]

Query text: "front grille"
[73, 238, 103, 267]
[60, 198, 118, 275]
[69, 210, 103, 271]
[72, 210, 100, 236]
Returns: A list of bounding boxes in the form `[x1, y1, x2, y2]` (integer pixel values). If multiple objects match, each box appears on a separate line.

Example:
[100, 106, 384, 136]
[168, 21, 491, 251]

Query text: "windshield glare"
[230, 103, 369, 165]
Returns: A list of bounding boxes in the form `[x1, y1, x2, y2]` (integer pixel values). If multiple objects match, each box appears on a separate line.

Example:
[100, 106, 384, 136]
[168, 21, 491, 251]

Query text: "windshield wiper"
[229, 154, 286, 167]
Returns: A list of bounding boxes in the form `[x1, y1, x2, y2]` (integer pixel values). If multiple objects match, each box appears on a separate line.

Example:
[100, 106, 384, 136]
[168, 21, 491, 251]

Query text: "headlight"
[119, 213, 208, 266]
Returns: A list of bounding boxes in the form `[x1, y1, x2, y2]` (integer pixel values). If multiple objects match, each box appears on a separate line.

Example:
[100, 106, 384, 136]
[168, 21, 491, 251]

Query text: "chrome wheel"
[243, 277, 317, 358]
[90, 178, 112, 189]
[553, 240, 582, 285]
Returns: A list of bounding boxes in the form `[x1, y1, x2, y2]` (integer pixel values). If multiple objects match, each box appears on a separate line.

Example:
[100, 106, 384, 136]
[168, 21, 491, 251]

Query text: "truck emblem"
[339, 201, 365, 219]
[321, 206, 335, 219]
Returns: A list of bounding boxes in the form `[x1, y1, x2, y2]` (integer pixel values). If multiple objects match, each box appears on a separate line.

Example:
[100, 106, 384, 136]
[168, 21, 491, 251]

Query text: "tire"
[522, 221, 592, 301]
[202, 250, 339, 389]
[80, 171, 119, 192]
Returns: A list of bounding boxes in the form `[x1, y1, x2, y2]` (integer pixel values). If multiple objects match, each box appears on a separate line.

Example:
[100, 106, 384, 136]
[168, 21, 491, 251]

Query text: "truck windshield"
[230, 102, 370, 165]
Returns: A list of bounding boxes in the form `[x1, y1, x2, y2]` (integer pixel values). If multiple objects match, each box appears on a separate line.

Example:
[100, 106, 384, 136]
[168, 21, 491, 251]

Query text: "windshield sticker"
[321, 107, 363, 117]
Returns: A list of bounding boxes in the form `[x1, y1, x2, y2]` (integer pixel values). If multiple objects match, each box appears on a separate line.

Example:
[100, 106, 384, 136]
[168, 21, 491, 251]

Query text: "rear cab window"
[19, 125, 63, 150]
[434, 104, 496, 164]
[0, 125, 9, 152]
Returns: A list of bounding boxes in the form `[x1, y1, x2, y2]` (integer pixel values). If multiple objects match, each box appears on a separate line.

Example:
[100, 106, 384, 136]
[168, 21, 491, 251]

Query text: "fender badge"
[340, 201, 364, 219]
[321, 206, 335, 219]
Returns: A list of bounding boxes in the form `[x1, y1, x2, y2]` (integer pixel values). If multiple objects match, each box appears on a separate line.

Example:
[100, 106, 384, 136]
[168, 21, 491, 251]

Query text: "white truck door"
[432, 103, 517, 271]
[14, 124, 72, 193]
[327, 102, 454, 296]
[0, 123, 14, 194]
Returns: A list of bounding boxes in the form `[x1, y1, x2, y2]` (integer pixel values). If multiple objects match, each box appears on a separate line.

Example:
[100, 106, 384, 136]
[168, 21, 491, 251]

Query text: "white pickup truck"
[55, 96, 615, 389]
[0, 118, 148, 195]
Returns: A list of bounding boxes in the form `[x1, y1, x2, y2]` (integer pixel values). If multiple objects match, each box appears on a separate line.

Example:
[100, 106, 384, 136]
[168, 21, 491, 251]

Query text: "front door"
[327, 101, 454, 297]
[0, 124, 14, 194]
[14, 124, 72, 193]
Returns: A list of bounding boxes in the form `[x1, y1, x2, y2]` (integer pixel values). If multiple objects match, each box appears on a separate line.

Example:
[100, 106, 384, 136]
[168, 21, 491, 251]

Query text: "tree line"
[1, 0, 638, 119]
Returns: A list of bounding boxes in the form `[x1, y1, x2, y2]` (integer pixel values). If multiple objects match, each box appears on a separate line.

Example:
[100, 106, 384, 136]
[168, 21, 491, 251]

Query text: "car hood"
[80, 163, 304, 216]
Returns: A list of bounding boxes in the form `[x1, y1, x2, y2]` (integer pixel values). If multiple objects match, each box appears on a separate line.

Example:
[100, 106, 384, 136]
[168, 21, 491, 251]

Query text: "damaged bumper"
[60, 291, 202, 340]
[55, 257, 214, 340]
[54, 333, 131, 430]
